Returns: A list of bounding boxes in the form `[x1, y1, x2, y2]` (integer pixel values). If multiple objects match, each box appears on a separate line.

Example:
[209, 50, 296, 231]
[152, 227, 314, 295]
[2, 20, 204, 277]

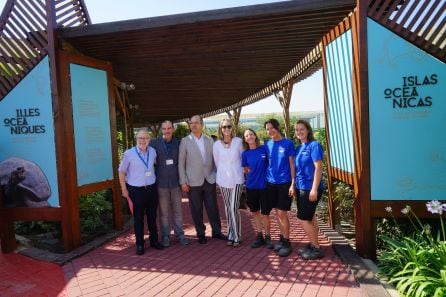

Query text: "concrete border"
[16, 219, 133, 265]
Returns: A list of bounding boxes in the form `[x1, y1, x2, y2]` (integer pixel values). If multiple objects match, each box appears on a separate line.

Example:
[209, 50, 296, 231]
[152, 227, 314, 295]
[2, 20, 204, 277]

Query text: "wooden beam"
[60, 0, 356, 38]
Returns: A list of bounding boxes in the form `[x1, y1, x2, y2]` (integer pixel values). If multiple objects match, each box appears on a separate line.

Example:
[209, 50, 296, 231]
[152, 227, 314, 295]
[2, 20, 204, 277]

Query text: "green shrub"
[15, 220, 60, 235]
[332, 181, 354, 223]
[378, 202, 446, 297]
[79, 190, 113, 233]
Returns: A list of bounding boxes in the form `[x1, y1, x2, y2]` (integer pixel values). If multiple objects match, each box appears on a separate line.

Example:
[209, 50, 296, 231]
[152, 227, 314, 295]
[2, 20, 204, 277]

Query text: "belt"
[128, 184, 155, 190]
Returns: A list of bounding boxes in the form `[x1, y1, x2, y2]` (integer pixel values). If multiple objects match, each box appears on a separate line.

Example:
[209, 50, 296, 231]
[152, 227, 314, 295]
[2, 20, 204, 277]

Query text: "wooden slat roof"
[58, 0, 355, 126]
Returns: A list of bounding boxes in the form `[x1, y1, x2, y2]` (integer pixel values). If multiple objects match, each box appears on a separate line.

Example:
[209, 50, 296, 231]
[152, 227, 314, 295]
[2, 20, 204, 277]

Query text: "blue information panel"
[70, 64, 113, 186]
[368, 18, 446, 200]
[0, 57, 59, 207]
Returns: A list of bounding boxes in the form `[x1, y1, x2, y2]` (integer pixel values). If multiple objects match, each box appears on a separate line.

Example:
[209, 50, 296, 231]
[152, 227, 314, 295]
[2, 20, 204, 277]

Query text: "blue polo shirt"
[265, 138, 295, 184]
[294, 140, 324, 191]
[241, 145, 268, 189]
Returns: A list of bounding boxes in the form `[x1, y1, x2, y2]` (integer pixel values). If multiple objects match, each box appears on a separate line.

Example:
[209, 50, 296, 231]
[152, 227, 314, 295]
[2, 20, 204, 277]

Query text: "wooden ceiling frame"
[58, 0, 356, 126]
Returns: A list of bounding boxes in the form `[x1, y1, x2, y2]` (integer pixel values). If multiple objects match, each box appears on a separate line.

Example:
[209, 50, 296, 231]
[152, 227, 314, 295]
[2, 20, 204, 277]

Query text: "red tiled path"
[1, 194, 363, 296]
[63, 195, 362, 297]
[0, 252, 67, 297]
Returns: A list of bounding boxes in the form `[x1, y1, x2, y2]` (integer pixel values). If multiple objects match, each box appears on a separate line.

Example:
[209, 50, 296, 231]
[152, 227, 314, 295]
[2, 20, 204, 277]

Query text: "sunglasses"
[222, 125, 232, 129]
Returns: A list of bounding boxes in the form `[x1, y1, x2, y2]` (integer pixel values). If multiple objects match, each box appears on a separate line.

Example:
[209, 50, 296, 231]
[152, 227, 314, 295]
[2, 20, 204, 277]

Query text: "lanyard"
[134, 147, 149, 169]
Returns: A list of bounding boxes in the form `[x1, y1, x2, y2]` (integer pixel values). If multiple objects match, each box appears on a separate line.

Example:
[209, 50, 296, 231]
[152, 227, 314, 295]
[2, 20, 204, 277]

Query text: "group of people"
[118, 115, 324, 260]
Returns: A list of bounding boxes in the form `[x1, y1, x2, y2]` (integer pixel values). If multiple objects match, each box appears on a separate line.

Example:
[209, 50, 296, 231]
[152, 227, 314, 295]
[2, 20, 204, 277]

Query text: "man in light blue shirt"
[118, 129, 164, 255]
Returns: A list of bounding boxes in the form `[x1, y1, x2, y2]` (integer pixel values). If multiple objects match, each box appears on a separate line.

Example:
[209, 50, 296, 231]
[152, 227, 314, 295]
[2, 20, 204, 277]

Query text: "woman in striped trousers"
[213, 119, 245, 246]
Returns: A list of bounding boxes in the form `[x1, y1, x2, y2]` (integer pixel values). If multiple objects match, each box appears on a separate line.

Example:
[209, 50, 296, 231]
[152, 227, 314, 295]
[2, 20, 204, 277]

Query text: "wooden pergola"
[0, 0, 444, 259]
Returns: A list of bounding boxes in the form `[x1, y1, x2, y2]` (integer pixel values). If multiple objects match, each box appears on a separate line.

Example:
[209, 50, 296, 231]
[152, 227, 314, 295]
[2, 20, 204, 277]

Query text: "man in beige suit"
[179, 115, 226, 244]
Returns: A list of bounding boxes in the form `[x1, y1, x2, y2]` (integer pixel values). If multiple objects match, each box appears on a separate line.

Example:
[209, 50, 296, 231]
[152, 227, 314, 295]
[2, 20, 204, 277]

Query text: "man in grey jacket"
[178, 115, 226, 244]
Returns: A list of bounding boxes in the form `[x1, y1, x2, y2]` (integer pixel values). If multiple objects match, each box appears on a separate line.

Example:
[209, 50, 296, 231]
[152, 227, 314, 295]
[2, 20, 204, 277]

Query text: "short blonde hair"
[217, 119, 235, 140]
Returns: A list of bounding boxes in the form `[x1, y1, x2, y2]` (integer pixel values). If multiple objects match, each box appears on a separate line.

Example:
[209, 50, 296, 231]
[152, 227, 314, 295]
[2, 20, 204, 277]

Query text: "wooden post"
[148, 123, 161, 137]
[0, 192, 17, 253]
[106, 68, 123, 231]
[0, 219, 17, 253]
[226, 107, 242, 133]
[352, 0, 373, 259]
[274, 79, 295, 138]
[46, 0, 80, 250]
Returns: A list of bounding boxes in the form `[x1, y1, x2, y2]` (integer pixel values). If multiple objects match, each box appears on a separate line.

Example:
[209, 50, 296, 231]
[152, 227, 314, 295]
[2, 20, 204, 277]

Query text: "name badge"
[166, 159, 174, 165]
[145, 171, 152, 177]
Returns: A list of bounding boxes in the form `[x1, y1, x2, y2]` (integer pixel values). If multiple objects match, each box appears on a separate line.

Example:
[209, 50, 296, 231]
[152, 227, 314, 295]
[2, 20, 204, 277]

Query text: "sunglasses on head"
[222, 125, 232, 129]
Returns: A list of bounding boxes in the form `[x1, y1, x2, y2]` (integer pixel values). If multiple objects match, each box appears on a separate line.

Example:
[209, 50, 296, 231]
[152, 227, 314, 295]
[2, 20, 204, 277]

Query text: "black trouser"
[188, 180, 222, 237]
[128, 184, 159, 246]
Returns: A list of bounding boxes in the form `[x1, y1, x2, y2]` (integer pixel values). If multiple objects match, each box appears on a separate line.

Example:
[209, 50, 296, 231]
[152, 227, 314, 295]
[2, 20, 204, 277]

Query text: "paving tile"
[2, 193, 370, 297]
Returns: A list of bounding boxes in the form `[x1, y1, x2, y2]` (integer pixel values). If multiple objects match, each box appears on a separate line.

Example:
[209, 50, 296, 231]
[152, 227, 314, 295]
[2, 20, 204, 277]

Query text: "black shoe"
[297, 243, 312, 256]
[198, 236, 208, 244]
[150, 242, 164, 250]
[265, 235, 274, 249]
[212, 233, 228, 240]
[233, 241, 241, 247]
[136, 245, 144, 255]
[277, 238, 292, 257]
[274, 234, 285, 252]
[301, 245, 324, 260]
[251, 233, 265, 248]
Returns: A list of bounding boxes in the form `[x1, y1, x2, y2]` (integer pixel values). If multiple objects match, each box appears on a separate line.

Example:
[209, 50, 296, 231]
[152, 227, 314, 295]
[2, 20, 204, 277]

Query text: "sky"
[0, 0, 324, 114]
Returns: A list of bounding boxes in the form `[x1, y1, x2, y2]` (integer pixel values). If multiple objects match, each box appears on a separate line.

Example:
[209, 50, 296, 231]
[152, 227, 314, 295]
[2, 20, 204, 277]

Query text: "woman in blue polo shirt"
[264, 119, 295, 257]
[241, 128, 273, 249]
[294, 119, 324, 260]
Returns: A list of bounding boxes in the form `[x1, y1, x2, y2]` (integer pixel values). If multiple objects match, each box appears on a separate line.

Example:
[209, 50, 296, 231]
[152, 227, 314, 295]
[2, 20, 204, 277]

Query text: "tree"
[173, 123, 190, 139]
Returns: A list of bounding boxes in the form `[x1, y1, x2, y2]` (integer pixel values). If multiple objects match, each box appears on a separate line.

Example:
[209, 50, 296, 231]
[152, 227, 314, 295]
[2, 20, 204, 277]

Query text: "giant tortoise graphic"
[0, 157, 51, 207]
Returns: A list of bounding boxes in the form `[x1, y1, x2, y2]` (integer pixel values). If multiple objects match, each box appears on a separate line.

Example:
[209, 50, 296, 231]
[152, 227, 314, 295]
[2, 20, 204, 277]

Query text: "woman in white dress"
[213, 119, 244, 246]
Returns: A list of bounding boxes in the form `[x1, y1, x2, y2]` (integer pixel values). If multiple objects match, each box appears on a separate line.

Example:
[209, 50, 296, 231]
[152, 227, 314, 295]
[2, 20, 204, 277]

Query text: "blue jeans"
[158, 186, 185, 241]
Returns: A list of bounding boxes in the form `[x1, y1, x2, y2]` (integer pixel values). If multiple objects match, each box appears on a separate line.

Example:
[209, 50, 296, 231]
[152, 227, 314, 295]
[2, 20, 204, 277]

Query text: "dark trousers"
[188, 180, 222, 237]
[128, 184, 159, 246]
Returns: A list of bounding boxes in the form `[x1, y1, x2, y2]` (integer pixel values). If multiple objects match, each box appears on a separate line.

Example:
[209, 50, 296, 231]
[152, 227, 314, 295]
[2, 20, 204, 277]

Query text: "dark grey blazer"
[178, 133, 216, 187]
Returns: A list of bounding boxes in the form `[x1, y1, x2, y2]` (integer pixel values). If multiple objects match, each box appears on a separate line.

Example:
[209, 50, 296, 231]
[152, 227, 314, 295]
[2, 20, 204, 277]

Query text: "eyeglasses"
[222, 125, 232, 129]
[137, 137, 149, 140]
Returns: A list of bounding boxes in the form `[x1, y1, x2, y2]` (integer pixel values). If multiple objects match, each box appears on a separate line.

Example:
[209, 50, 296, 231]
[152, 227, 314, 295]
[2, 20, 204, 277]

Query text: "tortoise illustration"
[0, 157, 51, 207]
